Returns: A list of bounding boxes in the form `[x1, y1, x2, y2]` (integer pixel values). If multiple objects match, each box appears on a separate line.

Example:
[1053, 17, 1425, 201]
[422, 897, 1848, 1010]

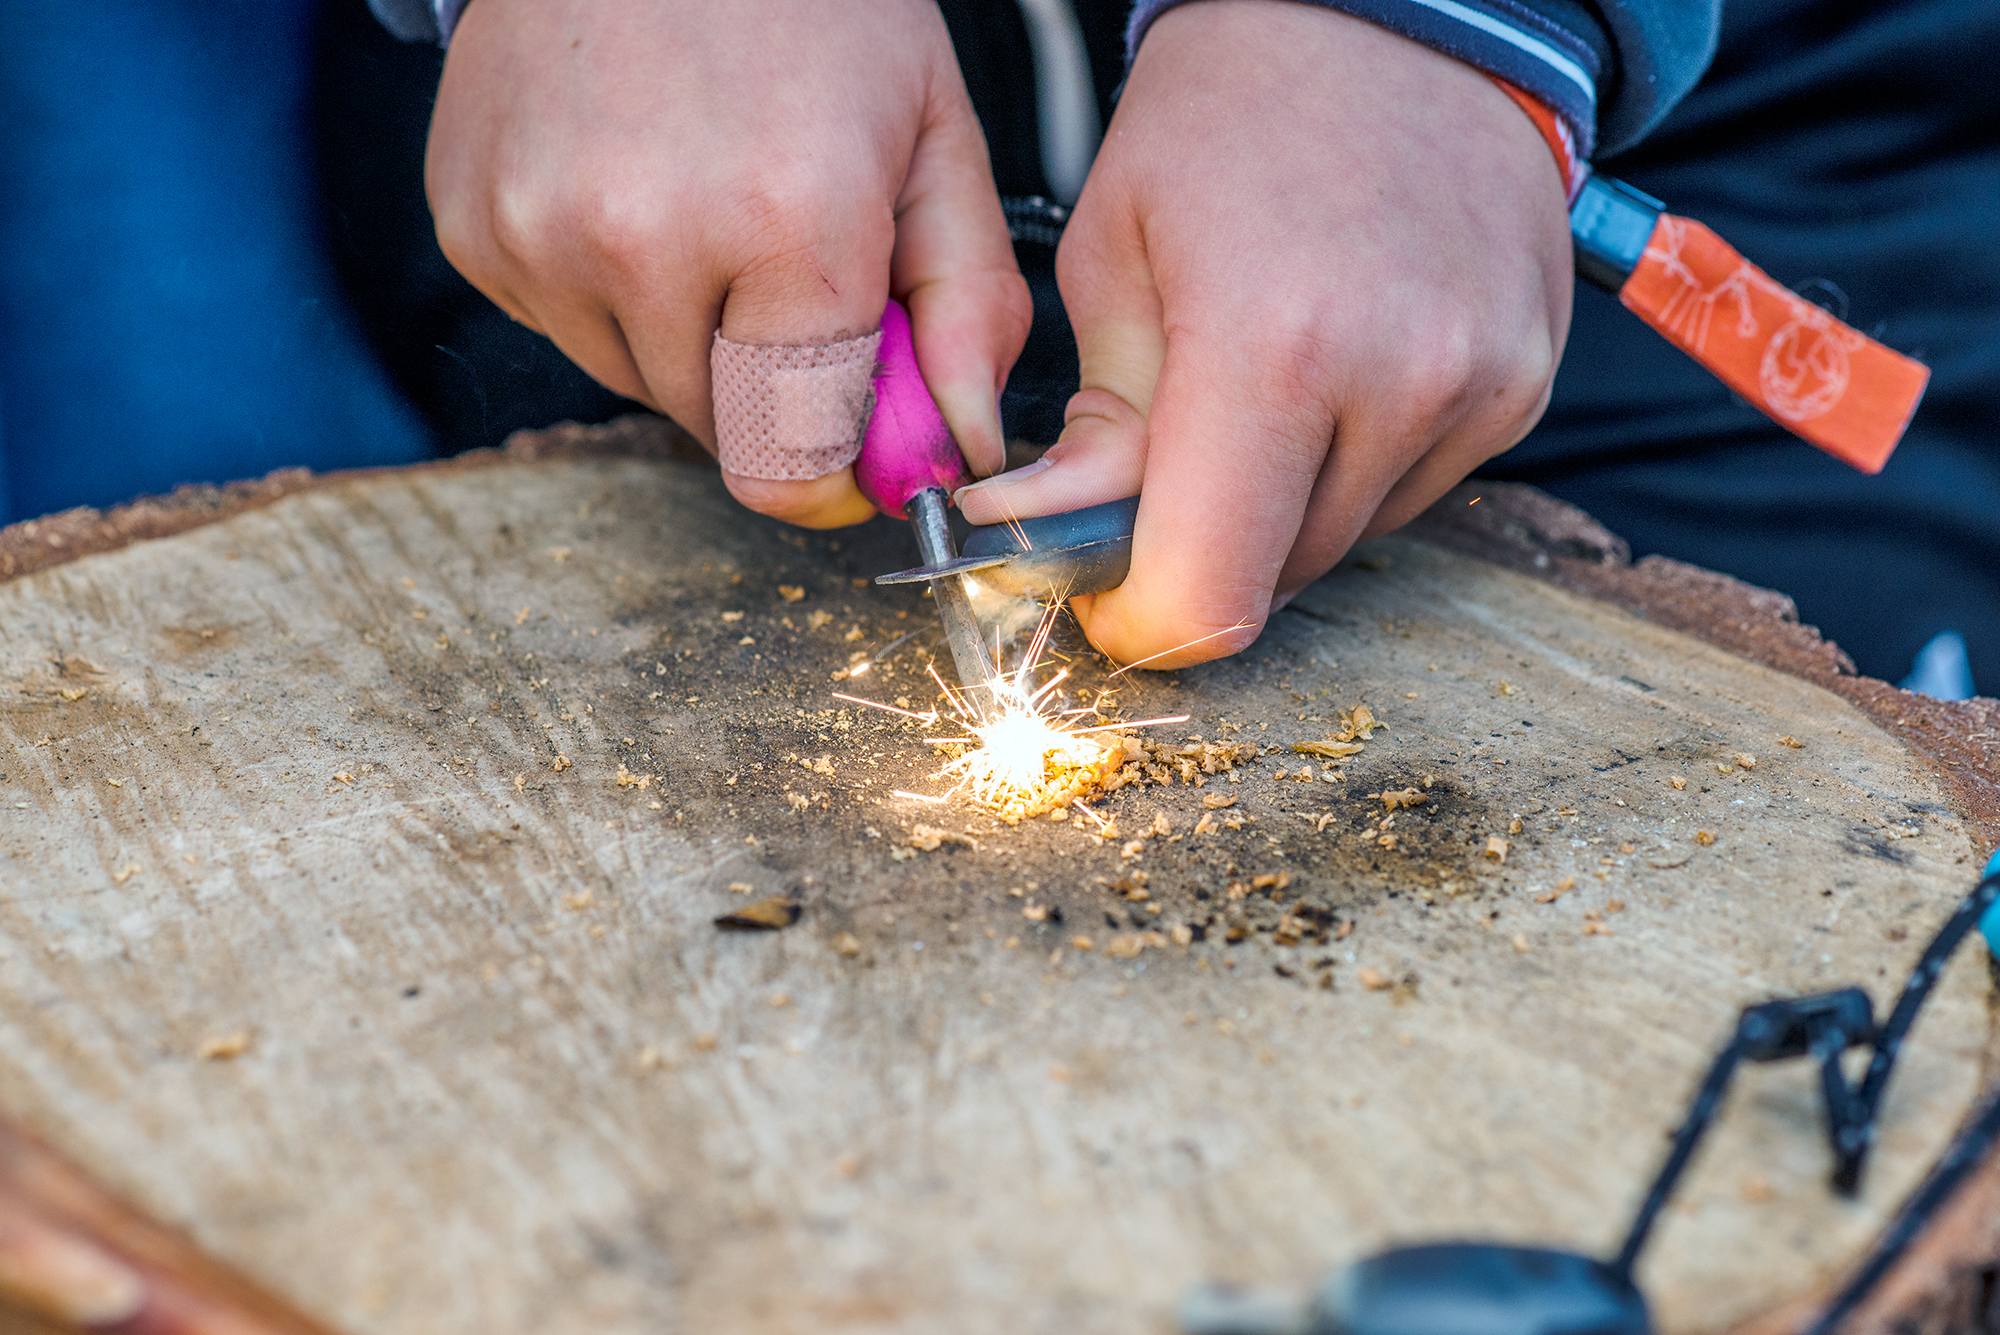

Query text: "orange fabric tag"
[1490, 78, 1578, 201]
[1619, 214, 1929, 474]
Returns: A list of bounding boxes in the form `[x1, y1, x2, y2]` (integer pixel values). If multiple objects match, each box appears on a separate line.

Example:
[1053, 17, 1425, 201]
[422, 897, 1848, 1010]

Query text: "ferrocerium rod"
[906, 487, 1001, 695]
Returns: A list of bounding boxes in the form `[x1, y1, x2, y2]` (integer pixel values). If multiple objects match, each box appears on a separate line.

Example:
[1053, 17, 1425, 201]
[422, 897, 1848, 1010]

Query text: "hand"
[427, 0, 1031, 527]
[955, 0, 1573, 663]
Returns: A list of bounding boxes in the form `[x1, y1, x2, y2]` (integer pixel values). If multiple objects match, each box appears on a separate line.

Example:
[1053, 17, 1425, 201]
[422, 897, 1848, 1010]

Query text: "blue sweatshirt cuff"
[1126, 0, 1604, 158]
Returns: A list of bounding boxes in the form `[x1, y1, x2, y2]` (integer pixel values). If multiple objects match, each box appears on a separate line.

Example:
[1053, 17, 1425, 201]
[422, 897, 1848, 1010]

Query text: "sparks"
[837, 601, 1189, 823]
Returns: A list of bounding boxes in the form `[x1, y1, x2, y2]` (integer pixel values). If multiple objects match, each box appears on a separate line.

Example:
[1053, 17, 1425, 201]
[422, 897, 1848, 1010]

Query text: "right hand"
[426, 0, 1031, 527]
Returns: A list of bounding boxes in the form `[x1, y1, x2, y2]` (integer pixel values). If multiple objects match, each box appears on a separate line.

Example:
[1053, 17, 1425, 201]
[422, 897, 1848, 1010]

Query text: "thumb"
[954, 179, 1163, 523]
[894, 76, 1032, 480]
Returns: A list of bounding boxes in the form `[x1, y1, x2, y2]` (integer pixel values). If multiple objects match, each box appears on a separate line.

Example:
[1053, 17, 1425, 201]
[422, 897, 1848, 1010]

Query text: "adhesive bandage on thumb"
[709, 328, 884, 481]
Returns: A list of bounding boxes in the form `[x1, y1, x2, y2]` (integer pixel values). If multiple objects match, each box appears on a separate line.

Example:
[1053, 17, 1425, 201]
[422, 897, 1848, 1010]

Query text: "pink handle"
[853, 299, 970, 521]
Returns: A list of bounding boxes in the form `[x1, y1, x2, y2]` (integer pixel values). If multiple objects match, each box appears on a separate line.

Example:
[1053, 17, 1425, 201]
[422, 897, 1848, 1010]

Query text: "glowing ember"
[941, 679, 1125, 822]
[837, 604, 1187, 823]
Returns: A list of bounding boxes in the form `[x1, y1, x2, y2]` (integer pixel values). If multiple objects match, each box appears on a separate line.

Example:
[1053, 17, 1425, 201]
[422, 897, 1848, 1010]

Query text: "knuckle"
[567, 183, 666, 276]
[718, 161, 893, 317]
[729, 159, 883, 258]
[1228, 296, 1348, 414]
[1393, 313, 1482, 421]
[483, 183, 554, 272]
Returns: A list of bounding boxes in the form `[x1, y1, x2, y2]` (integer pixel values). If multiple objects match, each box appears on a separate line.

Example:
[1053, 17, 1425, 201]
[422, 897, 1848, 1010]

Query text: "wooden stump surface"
[0, 422, 1993, 1334]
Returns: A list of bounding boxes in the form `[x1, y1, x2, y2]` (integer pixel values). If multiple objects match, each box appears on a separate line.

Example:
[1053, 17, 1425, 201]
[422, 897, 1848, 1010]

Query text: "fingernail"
[954, 457, 1050, 502]
[1269, 589, 1298, 615]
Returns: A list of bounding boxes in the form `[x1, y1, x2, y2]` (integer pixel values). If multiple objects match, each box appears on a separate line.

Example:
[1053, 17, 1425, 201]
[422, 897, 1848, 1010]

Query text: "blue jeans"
[0, 0, 434, 525]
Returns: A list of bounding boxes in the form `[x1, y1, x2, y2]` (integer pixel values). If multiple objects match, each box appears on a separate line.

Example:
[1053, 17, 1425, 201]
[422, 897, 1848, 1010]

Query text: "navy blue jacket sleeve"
[1126, 0, 1719, 158]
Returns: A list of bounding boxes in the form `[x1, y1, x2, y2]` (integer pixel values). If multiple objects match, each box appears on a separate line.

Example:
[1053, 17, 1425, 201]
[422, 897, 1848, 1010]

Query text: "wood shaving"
[1778, 736, 1804, 748]
[1695, 830, 1717, 846]
[1202, 794, 1238, 810]
[1332, 705, 1382, 741]
[1374, 788, 1428, 811]
[1293, 740, 1364, 760]
[615, 765, 651, 789]
[1670, 776, 1687, 790]
[1358, 967, 1392, 991]
[1252, 872, 1290, 890]
[833, 932, 862, 957]
[777, 585, 805, 602]
[198, 1033, 248, 1061]
[551, 754, 572, 772]
[715, 897, 801, 930]
[1733, 753, 1758, 770]
[907, 824, 978, 852]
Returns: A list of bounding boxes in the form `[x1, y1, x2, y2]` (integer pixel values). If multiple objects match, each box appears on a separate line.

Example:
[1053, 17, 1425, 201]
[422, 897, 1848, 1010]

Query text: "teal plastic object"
[1979, 849, 2000, 956]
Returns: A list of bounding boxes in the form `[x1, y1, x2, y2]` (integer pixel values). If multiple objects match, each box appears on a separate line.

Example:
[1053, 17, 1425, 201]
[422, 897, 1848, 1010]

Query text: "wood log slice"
[0, 417, 1994, 1334]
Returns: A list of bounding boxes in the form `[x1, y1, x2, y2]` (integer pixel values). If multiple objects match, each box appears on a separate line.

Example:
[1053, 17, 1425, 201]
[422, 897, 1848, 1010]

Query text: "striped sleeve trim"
[364, 0, 472, 46]
[1126, 0, 1601, 158]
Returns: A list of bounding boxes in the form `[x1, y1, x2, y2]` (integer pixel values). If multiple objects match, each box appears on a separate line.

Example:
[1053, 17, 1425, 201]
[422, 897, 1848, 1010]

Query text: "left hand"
[955, 0, 1574, 666]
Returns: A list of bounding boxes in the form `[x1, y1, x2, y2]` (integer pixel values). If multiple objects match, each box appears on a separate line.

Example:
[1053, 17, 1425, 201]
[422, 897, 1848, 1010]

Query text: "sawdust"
[983, 734, 1251, 826]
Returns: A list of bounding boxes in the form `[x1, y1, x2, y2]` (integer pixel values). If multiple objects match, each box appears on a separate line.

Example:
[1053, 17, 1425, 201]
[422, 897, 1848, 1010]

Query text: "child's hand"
[427, 0, 1030, 527]
[956, 0, 1573, 664]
